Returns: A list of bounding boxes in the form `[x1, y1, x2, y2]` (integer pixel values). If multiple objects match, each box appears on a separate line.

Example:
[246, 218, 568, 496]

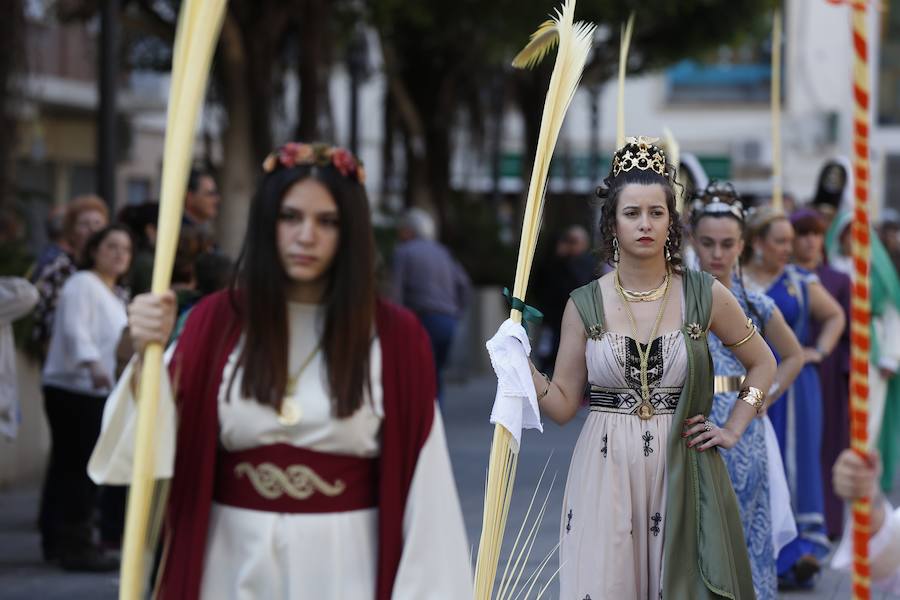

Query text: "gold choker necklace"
[614, 270, 669, 302]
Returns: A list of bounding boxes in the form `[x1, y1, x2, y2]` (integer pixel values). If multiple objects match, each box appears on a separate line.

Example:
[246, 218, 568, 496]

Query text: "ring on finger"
[703, 420, 712, 432]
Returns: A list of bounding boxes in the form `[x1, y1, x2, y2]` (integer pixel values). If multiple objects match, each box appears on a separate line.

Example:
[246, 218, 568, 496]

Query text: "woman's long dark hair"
[234, 163, 376, 418]
[595, 166, 684, 272]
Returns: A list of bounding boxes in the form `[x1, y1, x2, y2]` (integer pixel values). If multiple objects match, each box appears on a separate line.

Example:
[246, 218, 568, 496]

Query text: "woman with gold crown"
[528, 137, 775, 598]
[87, 142, 472, 599]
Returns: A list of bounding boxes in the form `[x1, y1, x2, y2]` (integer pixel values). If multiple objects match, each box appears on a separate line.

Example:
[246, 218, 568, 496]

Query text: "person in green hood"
[826, 208, 900, 492]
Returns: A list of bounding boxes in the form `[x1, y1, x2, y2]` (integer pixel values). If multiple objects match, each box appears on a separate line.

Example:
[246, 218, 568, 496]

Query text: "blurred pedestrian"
[30, 195, 109, 360]
[31, 204, 66, 276]
[169, 251, 234, 340]
[810, 158, 851, 228]
[392, 207, 471, 398]
[39, 224, 131, 571]
[791, 207, 852, 538]
[877, 212, 900, 275]
[533, 225, 596, 371]
[118, 201, 159, 295]
[0, 277, 39, 439]
[183, 168, 220, 238]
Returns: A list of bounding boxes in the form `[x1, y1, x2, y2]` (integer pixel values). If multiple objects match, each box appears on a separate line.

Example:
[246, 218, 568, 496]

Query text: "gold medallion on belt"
[637, 401, 654, 420]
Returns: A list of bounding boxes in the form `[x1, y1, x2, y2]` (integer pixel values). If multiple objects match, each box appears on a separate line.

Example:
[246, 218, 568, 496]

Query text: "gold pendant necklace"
[616, 271, 671, 420]
[615, 269, 669, 302]
[278, 343, 320, 426]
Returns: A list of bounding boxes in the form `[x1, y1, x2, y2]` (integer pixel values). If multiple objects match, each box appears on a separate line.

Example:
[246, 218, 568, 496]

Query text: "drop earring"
[613, 237, 620, 263]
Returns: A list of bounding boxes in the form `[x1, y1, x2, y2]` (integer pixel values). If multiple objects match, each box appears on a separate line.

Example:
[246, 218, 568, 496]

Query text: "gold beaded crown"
[611, 136, 667, 178]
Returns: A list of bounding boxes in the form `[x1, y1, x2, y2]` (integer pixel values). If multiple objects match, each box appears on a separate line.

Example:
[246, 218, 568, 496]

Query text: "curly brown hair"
[595, 165, 683, 272]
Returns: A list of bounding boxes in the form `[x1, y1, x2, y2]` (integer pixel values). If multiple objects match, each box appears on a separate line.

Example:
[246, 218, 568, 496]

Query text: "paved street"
[0, 373, 897, 598]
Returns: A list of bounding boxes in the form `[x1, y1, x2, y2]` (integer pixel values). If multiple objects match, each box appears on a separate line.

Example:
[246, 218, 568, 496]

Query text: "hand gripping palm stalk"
[118, 1, 226, 598]
[474, 2, 594, 596]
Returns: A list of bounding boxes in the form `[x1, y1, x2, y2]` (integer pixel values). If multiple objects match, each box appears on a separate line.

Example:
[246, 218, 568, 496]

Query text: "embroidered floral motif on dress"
[642, 431, 654, 457]
[650, 512, 662, 537]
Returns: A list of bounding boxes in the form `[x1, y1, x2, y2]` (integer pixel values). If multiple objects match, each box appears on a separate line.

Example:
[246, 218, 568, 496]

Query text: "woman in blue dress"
[742, 207, 846, 588]
[690, 186, 805, 599]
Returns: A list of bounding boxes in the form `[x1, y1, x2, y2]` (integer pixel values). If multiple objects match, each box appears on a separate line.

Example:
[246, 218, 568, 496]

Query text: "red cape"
[155, 291, 436, 599]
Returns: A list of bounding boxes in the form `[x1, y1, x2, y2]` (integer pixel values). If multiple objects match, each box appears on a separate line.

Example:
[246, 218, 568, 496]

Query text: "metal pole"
[97, 0, 118, 208]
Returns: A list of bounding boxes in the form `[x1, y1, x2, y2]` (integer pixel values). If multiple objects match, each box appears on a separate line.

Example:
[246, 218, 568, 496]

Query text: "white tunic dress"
[200, 302, 383, 598]
[89, 301, 472, 599]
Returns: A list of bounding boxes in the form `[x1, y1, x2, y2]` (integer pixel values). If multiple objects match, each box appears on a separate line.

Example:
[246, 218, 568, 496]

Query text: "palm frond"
[476, 1, 595, 596]
[663, 126, 686, 212]
[615, 13, 635, 147]
[512, 20, 559, 69]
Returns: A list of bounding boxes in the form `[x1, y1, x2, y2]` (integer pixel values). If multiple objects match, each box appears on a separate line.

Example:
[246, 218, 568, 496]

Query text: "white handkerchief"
[486, 319, 543, 452]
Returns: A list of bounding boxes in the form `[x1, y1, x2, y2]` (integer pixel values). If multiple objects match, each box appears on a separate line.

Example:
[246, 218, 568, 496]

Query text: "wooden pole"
[771, 8, 783, 211]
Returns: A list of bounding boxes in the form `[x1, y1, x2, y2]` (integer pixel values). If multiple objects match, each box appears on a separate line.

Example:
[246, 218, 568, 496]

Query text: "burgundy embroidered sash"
[214, 443, 377, 513]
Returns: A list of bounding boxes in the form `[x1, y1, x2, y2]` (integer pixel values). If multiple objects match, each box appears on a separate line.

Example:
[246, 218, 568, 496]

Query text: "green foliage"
[369, 0, 775, 78]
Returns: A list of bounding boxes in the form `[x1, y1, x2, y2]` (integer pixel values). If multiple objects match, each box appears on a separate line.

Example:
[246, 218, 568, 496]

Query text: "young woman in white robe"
[89, 143, 472, 599]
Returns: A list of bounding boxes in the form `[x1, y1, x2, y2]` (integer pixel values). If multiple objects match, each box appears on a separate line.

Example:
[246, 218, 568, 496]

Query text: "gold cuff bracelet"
[738, 386, 765, 413]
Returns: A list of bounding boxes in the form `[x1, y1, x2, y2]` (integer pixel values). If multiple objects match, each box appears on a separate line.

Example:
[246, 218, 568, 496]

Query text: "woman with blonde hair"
[742, 207, 845, 588]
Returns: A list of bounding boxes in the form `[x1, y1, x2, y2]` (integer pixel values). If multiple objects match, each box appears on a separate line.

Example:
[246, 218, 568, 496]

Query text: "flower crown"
[611, 136, 668, 178]
[261, 142, 366, 184]
[692, 181, 745, 222]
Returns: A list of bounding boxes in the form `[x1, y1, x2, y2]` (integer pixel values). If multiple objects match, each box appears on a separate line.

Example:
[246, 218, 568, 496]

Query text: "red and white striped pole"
[848, 2, 873, 598]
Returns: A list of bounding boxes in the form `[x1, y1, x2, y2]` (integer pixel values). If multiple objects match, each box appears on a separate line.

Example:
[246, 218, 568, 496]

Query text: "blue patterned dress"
[708, 281, 777, 600]
[751, 265, 830, 576]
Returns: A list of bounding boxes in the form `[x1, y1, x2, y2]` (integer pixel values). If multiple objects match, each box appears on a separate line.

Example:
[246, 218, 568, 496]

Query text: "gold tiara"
[611, 136, 667, 178]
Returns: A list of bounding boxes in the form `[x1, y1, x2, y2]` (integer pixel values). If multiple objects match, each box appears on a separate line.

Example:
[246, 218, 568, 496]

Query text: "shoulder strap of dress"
[682, 269, 714, 331]
[569, 280, 604, 337]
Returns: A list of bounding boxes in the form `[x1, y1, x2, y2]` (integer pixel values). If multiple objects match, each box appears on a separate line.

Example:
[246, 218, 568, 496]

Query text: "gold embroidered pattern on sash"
[234, 462, 346, 500]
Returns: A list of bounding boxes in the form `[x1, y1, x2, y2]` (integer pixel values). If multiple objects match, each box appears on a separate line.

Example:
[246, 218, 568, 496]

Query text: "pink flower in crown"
[331, 148, 358, 178]
[278, 142, 301, 168]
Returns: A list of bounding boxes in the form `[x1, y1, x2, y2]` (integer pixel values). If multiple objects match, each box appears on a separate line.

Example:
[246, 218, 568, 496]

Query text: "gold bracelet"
[536, 371, 551, 400]
[725, 322, 758, 349]
[738, 386, 765, 413]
